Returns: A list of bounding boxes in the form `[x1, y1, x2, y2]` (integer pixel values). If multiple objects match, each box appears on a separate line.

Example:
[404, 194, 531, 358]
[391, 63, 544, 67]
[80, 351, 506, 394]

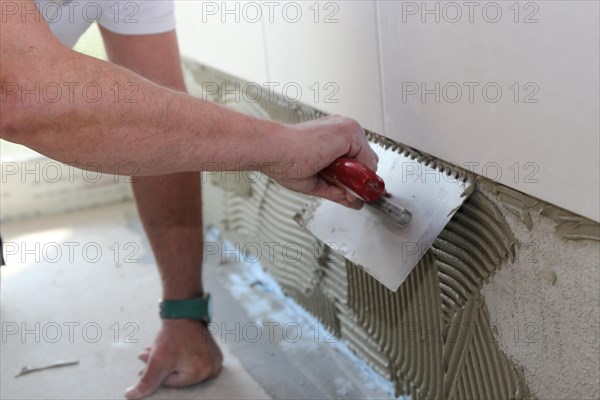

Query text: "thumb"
[125, 356, 173, 400]
[311, 178, 363, 210]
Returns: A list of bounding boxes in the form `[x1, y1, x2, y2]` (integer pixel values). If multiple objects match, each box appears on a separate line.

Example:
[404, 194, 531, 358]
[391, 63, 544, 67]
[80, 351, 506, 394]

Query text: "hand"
[269, 115, 379, 209]
[124, 320, 223, 399]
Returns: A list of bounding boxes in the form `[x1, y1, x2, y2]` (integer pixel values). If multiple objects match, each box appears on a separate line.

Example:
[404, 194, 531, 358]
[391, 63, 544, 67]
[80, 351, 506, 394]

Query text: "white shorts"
[34, 0, 176, 47]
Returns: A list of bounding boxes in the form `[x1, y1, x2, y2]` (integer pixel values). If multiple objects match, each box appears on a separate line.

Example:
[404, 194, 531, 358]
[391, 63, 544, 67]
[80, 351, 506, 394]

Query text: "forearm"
[1, 30, 288, 176]
[1, 0, 380, 211]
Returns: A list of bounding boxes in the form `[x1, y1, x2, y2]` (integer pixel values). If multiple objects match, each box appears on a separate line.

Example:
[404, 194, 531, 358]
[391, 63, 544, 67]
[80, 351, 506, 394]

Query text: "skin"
[1, 0, 379, 398]
[99, 28, 221, 399]
[0, 0, 378, 205]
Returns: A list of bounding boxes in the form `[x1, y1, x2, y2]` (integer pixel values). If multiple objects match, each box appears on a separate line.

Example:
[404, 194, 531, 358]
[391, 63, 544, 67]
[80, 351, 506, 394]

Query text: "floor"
[0, 201, 394, 399]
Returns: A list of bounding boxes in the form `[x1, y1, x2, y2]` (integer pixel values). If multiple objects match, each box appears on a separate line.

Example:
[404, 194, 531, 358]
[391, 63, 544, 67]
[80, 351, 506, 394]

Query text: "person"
[0, 0, 379, 398]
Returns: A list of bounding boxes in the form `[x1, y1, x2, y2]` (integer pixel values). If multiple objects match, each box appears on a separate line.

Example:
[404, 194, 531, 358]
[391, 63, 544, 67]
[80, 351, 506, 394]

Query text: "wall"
[174, 0, 599, 222]
[182, 58, 600, 399]
[0, 143, 133, 222]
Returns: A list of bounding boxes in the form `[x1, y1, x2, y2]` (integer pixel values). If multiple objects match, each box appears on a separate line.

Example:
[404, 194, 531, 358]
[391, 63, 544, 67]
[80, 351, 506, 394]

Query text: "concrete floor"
[0, 201, 394, 399]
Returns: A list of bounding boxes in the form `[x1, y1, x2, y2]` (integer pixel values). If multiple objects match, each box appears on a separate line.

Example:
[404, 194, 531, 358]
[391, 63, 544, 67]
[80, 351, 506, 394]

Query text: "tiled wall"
[183, 58, 600, 399]
[174, 0, 599, 222]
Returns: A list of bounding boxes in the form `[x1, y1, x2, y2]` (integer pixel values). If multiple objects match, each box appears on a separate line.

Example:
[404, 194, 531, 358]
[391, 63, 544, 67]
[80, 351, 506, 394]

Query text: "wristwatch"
[159, 293, 212, 324]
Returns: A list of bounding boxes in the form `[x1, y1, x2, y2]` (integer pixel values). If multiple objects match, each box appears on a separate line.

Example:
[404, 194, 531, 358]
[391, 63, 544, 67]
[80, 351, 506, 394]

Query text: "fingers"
[345, 192, 363, 208]
[162, 368, 211, 388]
[125, 356, 173, 400]
[162, 372, 193, 387]
[333, 116, 379, 172]
[368, 151, 379, 172]
[138, 349, 151, 363]
[299, 114, 379, 174]
[162, 353, 222, 388]
[356, 142, 379, 173]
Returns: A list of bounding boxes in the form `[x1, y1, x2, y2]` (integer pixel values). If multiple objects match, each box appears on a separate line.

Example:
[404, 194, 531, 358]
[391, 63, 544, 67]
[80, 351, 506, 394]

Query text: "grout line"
[374, 0, 387, 135]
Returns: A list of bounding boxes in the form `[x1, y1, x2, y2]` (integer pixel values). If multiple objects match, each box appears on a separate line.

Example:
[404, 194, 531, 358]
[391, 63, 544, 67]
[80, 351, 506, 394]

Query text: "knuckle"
[348, 119, 361, 131]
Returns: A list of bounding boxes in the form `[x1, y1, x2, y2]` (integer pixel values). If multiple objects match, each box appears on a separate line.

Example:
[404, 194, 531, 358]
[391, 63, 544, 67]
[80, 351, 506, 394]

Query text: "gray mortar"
[481, 191, 600, 399]
[183, 57, 600, 399]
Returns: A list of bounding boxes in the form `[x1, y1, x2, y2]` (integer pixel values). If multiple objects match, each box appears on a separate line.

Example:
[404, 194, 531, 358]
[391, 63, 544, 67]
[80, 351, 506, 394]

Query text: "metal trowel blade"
[295, 142, 473, 292]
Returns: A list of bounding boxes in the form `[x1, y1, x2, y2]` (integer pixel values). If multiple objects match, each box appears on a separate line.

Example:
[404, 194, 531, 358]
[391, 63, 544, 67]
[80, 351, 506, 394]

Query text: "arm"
[1, 0, 377, 208]
[98, 29, 220, 399]
[100, 29, 204, 305]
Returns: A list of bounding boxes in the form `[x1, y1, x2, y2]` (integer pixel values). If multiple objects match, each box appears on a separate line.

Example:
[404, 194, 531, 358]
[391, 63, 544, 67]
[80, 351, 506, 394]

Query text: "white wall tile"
[378, 1, 599, 221]
[174, 0, 269, 82]
[263, 1, 384, 132]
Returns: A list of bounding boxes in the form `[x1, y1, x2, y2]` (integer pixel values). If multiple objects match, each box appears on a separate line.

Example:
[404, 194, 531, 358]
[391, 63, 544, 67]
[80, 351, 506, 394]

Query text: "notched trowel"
[295, 141, 473, 292]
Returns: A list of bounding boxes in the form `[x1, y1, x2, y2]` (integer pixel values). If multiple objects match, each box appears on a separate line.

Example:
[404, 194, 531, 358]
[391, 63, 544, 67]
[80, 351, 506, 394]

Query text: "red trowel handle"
[321, 157, 385, 203]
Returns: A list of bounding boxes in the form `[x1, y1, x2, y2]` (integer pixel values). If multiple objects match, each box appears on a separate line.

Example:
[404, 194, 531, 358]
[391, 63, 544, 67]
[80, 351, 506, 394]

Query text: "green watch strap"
[159, 293, 212, 323]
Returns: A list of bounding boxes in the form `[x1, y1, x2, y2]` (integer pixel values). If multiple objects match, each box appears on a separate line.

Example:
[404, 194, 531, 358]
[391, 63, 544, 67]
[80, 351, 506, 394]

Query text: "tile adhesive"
[183, 59, 600, 399]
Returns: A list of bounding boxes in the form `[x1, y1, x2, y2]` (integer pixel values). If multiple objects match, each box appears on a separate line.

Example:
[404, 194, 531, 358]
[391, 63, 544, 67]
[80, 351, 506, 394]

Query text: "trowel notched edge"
[295, 141, 473, 292]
